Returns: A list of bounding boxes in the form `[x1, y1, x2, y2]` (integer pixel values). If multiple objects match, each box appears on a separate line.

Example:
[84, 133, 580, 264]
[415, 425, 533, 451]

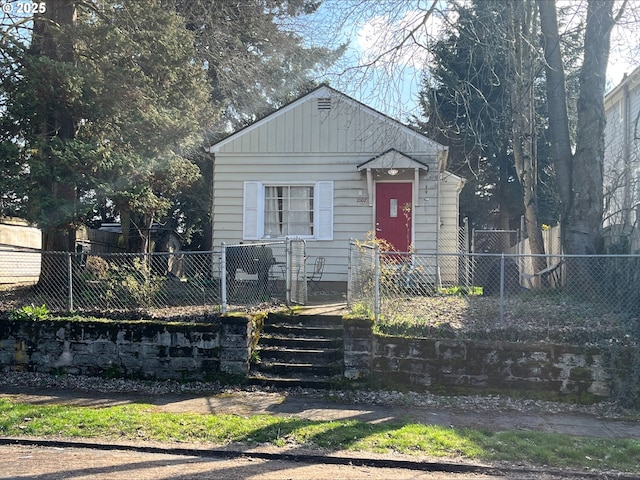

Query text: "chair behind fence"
[221, 239, 306, 312]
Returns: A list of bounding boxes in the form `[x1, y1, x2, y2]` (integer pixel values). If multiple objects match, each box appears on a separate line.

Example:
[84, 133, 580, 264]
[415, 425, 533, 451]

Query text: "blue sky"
[296, 0, 639, 121]
[295, 0, 441, 120]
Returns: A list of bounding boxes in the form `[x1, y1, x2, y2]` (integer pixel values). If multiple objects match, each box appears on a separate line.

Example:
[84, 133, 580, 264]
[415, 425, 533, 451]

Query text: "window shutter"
[243, 181, 263, 240]
[315, 181, 333, 240]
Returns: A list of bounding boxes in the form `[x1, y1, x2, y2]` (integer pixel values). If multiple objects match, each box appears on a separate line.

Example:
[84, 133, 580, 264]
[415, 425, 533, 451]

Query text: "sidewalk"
[2, 386, 639, 440]
[3, 385, 640, 479]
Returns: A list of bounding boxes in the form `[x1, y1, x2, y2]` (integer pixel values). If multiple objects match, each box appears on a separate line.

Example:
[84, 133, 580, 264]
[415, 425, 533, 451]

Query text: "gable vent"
[317, 97, 332, 110]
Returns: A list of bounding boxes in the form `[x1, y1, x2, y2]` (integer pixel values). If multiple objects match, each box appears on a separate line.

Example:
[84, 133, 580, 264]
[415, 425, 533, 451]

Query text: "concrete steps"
[249, 313, 344, 389]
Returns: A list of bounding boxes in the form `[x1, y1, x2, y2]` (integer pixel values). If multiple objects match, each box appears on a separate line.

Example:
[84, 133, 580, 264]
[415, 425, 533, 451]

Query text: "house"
[206, 85, 464, 285]
[0, 217, 42, 284]
[604, 67, 640, 252]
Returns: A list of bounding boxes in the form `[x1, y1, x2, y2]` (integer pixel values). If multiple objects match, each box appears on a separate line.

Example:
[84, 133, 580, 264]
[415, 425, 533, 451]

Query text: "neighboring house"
[0, 217, 41, 284]
[604, 67, 640, 252]
[206, 85, 464, 283]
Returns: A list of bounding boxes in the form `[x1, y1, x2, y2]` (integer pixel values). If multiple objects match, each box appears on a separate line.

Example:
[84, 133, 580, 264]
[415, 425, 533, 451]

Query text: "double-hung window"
[243, 181, 333, 240]
[265, 185, 314, 237]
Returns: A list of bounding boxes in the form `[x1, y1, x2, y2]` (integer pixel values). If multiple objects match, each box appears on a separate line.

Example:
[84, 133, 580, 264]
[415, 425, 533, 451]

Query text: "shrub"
[105, 258, 162, 308]
[9, 304, 50, 321]
[84, 256, 109, 279]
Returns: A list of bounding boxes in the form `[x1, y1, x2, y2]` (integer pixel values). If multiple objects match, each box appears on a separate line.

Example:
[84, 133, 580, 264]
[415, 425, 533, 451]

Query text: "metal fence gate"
[220, 238, 307, 312]
[288, 238, 306, 305]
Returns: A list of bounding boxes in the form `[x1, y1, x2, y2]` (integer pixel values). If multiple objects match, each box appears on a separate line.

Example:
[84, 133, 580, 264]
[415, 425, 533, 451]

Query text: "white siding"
[214, 89, 443, 158]
[604, 69, 640, 235]
[210, 87, 457, 282]
[212, 155, 374, 281]
[437, 173, 464, 285]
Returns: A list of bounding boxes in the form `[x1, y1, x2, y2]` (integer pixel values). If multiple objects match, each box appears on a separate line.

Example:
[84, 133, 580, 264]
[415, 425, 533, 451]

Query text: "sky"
[297, 0, 640, 121]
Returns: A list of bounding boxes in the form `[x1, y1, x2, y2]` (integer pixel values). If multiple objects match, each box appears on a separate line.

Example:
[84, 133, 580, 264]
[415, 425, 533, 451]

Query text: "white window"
[265, 185, 314, 237]
[243, 181, 333, 240]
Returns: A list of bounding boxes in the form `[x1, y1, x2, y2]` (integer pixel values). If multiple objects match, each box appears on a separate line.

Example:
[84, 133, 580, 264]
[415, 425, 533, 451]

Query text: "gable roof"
[357, 148, 430, 171]
[206, 84, 445, 154]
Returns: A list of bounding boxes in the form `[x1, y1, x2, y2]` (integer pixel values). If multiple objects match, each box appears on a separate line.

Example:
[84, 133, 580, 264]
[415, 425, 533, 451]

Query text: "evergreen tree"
[415, 0, 562, 262]
[0, 0, 212, 258]
[415, 1, 521, 237]
[171, 0, 345, 249]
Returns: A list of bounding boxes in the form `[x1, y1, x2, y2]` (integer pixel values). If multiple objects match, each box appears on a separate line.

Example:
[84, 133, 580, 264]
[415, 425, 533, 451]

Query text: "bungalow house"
[206, 85, 464, 285]
[604, 66, 640, 252]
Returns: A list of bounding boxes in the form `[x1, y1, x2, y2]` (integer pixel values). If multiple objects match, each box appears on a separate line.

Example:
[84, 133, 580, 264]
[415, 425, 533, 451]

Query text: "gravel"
[1, 371, 636, 421]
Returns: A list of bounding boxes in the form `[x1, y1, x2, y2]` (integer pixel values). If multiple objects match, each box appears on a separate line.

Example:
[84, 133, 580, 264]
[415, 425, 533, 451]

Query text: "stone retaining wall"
[0, 316, 253, 380]
[343, 318, 612, 400]
[0, 314, 628, 401]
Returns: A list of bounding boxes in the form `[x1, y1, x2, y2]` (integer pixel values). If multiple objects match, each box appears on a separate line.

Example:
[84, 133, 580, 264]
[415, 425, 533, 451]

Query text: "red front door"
[375, 182, 412, 252]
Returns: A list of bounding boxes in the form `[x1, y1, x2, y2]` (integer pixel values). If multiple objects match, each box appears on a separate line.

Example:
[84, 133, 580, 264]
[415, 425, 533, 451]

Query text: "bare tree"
[539, 0, 627, 254]
[506, 0, 547, 275]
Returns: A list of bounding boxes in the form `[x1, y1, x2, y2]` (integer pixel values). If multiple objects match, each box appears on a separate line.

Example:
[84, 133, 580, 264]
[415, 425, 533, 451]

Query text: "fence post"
[285, 238, 291, 306]
[462, 218, 470, 288]
[347, 240, 353, 306]
[67, 252, 73, 312]
[374, 244, 380, 322]
[499, 253, 505, 324]
[221, 243, 227, 314]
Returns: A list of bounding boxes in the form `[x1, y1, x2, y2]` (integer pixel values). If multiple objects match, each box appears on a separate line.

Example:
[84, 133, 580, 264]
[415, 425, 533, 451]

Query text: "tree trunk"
[538, 0, 620, 296]
[569, 0, 615, 255]
[200, 154, 214, 251]
[539, 0, 617, 254]
[33, 0, 78, 252]
[507, 0, 547, 278]
[121, 208, 153, 253]
[33, 1, 79, 290]
[538, 0, 573, 226]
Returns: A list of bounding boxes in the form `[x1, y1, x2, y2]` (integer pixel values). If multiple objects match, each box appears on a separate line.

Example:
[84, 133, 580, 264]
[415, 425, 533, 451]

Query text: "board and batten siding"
[212, 155, 448, 282]
[214, 90, 443, 158]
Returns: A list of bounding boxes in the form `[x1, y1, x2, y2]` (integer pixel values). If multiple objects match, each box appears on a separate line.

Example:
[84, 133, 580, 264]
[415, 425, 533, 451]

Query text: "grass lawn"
[1, 398, 639, 474]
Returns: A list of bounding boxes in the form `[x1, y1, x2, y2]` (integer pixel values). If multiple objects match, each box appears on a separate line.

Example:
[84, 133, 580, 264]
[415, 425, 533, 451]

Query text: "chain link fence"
[1, 239, 307, 314]
[221, 239, 306, 312]
[347, 241, 640, 341]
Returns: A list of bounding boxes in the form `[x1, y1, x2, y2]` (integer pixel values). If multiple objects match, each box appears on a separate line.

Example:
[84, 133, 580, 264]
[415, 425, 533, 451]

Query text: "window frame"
[264, 184, 315, 238]
[243, 181, 333, 241]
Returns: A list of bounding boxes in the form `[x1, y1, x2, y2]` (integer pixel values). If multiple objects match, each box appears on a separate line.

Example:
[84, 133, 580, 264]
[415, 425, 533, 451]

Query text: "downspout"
[436, 171, 441, 254]
[413, 168, 419, 253]
[436, 150, 447, 255]
[210, 153, 216, 250]
[623, 82, 631, 232]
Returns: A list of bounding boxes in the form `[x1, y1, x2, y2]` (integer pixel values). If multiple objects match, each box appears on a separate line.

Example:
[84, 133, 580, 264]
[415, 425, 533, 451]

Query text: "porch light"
[387, 168, 399, 176]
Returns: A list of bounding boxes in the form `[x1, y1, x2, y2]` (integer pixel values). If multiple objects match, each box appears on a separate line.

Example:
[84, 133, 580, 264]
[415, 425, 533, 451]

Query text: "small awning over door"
[357, 149, 430, 207]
